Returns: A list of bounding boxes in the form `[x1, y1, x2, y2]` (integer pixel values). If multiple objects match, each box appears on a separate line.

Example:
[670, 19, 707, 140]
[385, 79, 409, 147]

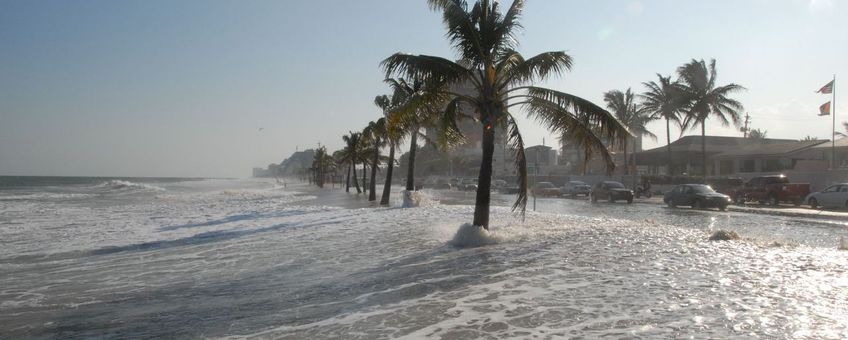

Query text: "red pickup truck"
[732, 175, 810, 206]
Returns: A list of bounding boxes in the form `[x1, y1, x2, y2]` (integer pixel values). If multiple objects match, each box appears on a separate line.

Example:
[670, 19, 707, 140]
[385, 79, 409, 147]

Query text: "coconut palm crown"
[603, 88, 656, 175]
[382, 0, 629, 228]
[677, 59, 745, 180]
[640, 74, 686, 175]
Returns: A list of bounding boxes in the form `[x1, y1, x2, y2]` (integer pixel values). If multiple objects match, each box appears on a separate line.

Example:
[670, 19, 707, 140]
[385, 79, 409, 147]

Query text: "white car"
[806, 183, 848, 209]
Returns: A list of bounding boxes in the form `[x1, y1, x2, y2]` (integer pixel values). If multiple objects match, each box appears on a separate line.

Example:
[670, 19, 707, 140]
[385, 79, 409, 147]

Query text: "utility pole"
[741, 113, 751, 138]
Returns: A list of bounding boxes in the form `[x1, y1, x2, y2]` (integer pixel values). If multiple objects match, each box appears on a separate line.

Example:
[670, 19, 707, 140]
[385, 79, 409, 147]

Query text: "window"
[740, 159, 755, 173]
[720, 160, 734, 175]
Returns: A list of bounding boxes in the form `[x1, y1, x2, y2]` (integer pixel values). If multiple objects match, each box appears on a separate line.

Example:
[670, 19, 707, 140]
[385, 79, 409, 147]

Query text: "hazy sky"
[1, 0, 846, 178]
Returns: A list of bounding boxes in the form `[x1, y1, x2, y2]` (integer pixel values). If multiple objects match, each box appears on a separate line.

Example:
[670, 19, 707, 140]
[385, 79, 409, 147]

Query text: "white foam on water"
[449, 223, 502, 247]
[97, 179, 165, 192]
[401, 190, 437, 208]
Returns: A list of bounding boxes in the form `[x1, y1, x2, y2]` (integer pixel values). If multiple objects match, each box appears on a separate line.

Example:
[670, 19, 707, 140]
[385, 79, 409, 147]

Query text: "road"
[430, 189, 848, 249]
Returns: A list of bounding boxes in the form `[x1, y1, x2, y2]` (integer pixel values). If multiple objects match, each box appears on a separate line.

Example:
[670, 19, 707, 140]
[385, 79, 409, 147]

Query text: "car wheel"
[667, 199, 676, 208]
[768, 195, 779, 207]
[627, 197, 633, 204]
[809, 198, 818, 209]
[693, 199, 703, 210]
[719, 204, 727, 211]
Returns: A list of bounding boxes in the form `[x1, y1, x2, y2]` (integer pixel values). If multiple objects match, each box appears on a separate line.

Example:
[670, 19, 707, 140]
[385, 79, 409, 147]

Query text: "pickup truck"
[732, 175, 810, 206]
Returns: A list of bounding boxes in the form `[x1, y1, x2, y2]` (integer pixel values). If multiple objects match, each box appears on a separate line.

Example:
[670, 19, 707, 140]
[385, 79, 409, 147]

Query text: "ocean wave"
[96, 180, 165, 192]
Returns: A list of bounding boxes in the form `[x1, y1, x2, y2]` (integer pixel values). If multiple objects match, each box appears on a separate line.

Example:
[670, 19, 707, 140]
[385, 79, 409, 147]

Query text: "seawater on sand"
[1, 179, 847, 339]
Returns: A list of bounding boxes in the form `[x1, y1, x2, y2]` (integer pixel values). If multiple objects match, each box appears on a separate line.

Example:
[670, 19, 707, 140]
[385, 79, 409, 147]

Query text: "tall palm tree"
[604, 88, 656, 175]
[311, 146, 333, 188]
[385, 77, 453, 193]
[376, 95, 399, 205]
[340, 132, 364, 193]
[363, 118, 387, 201]
[677, 59, 745, 180]
[641, 74, 685, 175]
[382, 0, 629, 229]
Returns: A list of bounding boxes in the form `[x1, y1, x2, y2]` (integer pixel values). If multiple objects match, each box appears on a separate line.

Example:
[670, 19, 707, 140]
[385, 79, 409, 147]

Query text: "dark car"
[664, 184, 731, 211]
[560, 181, 591, 198]
[590, 181, 633, 203]
[532, 182, 561, 197]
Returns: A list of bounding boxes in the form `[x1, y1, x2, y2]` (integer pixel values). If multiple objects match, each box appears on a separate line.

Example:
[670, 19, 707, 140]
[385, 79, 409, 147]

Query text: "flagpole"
[833, 74, 837, 169]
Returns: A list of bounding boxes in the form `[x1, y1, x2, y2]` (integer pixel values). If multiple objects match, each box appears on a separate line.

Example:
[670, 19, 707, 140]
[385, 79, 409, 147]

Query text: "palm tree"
[677, 59, 745, 180]
[382, 0, 629, 229]
[340, 132, 364, 193]
[603, 88, 656, 175]
[747, 128, 767, 140]
[376, 95, 398, 205]
[641, 74, 685, 175]
[311, 146, 333, 188]
[362, 118, 387, 201]
[385, 78, 453, 193]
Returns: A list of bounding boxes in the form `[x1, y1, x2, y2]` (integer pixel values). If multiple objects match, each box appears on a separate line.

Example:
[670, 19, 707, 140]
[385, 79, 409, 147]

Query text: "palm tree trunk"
[362, 162, 367, 190]
[701, 122, 707, 182]
[472, 125, 495, 229]
[345, 164, 351, 192]
[369, 143, 379, 201]
[406, 131, 418, 191]
[352, 161, 362, 193]
[380, 143, 396, 205]
[666, 117, 672, 176]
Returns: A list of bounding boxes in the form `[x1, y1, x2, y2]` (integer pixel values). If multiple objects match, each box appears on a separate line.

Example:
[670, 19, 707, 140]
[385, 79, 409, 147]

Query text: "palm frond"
[500, 51, 572, 90]
[381, 53, 471, 88]
[504, 113, 527, 218]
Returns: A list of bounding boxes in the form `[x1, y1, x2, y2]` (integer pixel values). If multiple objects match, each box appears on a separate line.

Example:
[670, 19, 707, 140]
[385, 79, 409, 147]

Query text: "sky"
[1, 0, 846, 178]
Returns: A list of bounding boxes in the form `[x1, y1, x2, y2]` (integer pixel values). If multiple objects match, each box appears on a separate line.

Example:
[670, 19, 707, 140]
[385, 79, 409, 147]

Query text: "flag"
[817, 80, 834, 94]
[819, 101, 831, 116]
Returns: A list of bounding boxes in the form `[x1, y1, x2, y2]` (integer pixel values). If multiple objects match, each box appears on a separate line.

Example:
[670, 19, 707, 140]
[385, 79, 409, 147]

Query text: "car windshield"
[605, 182, 624, 189]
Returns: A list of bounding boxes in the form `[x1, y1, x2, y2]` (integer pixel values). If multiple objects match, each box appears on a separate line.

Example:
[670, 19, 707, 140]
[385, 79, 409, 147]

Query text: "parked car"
[460, 178, 478, 191]
[560, 181, 591, 198]
[532, 182, 561, 197]
[732, 175, 810, 206]
[664, 184, 731, 211]
[590, 181, 633, 203]
[433, 178, 452, 190]
[492, 179, 507, 191]
[705, 177, 744, 198]
[805, 183, 848, 209]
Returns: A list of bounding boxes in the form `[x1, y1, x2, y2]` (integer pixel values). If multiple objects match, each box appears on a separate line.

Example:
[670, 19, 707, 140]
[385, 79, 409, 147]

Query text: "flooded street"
[2, 180, 847, 339]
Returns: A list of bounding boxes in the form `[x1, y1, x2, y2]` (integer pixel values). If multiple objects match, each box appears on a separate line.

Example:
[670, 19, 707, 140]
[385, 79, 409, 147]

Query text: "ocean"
[1, 177, 846, 339]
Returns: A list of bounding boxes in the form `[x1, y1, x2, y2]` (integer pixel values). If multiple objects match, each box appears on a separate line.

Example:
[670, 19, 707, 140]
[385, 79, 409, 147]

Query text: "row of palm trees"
[603, 59, 745, 179]
[311, 0, 743, 231]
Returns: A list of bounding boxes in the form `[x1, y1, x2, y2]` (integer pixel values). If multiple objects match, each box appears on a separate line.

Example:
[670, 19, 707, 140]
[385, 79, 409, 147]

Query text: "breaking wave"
[449, 223, 502, 248]
[97, 180, 165, 192]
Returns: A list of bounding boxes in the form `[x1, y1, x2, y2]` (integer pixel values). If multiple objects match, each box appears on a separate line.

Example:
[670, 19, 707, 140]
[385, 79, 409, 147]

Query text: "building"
[633, 136, 799, 176]
[712, 140, 827, 175]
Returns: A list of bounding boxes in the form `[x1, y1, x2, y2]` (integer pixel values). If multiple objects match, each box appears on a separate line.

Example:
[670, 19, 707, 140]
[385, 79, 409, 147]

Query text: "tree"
[641, 74, 685, 175]
[603, 88, 656, 175]
[385, 77, 454, 193]
[677, 59, 745, 180]
[340, 132, 365, 193]
[382, 0, 628, 229]
[311, 146, 333, 188]
[747, 128, 767, 140]
[801, 135, 818, 141]
[375, 95, 398, 205]
[362, 118, 387, 201]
